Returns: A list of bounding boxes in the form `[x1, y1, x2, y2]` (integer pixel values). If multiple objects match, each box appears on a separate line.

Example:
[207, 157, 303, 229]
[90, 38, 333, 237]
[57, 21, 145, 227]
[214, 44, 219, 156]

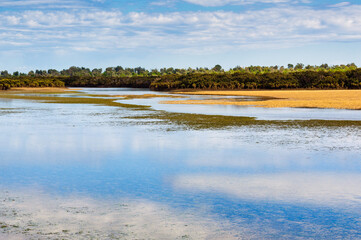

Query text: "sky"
[0, 0, 361, 72]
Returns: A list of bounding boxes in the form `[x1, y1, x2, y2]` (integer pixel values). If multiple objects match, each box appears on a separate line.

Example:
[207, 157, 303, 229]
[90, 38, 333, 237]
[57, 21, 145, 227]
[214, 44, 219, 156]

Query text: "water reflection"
[0, 188, 239, 239]
[1, 88, 361, 239]
[173, 173, 361, 208]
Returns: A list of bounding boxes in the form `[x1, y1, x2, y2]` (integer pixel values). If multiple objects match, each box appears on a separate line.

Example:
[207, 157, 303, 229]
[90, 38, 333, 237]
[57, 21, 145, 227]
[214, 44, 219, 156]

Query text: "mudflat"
[164, 90, 361, 110]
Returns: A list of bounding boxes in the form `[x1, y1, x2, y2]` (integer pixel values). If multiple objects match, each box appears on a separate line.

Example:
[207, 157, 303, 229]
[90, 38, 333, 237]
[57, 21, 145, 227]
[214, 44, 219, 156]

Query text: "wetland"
[0, 88, 361, 239]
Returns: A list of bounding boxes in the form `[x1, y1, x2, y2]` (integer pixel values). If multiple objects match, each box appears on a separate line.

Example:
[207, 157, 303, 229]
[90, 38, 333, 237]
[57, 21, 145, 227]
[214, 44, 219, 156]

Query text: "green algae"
[0, 91, 151, 110]
[126, 111, 361, 130]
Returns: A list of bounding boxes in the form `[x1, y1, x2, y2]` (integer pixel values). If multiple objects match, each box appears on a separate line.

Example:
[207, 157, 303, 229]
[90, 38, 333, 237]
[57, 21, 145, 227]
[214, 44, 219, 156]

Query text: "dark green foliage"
[63, 75, 155, 88]
[1, 64, 361, 90]
[149, 70, 361, 90]
[0, 77, 65, 90]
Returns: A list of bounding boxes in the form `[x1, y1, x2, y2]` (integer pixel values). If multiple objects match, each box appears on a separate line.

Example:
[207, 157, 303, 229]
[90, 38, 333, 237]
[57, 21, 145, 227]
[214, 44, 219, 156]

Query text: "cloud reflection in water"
[173, 173, 361, 208]
[0, 188, 239, 239]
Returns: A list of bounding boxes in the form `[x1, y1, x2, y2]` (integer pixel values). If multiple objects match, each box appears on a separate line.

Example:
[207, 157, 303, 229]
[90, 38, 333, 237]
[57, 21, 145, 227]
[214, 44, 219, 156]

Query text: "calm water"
[77, 88, 361, 120]
[0, 88, 361, 239]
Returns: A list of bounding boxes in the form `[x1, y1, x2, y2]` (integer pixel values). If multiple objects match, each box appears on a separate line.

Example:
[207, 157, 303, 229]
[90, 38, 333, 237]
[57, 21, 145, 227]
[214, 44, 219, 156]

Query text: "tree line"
[1, 64, 361, 90]
[0, 78, 65, 90]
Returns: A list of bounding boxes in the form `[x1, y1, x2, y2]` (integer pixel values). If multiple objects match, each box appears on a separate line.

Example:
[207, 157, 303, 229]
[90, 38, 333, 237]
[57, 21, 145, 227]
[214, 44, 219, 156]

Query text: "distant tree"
[233, 65, 243, 71]
[35, 70, 47, 76]
[135, 67, 146, 75]
[294, 63, 304, 70]
[104, 67, 116, 77]
[92, 68, 102, 76]
[2, 63, 361, 91]
[320, 63, 329, 69]
[1, 70, 9, 77]
[212, 64, 223, 72]
[48, 69, 60, 76]
[347, 63, 357, 69]
[115, 66, 124, 72]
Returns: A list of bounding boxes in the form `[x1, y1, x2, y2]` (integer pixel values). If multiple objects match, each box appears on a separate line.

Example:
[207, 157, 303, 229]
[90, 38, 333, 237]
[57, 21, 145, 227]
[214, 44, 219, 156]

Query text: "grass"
[11, 87, 69, 93]
[167, 90, 361, 110]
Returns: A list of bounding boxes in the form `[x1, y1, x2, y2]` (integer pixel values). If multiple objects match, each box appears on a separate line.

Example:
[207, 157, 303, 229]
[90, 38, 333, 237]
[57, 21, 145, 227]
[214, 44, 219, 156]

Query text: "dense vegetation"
[0, 78, 65, 90]
[1, 63, 361, 90]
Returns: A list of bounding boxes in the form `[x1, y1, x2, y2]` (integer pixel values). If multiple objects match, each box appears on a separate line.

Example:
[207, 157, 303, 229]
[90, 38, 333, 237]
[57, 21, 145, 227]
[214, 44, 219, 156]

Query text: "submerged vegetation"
[1, 89, 360, 130]
[0, 90, 150, 110]
[1, 63, 361, 90]
[127, 111, 361, 130]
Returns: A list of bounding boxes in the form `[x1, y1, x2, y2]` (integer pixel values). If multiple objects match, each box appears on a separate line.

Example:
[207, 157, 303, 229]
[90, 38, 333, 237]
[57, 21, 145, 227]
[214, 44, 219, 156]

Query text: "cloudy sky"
[0, 0, 361, 72]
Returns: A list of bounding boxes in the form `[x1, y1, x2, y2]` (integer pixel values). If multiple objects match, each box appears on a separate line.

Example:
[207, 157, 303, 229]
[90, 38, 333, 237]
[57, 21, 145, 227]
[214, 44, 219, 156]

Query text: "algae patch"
[0, 91, 151, 110]
[126, 111, 361, 130]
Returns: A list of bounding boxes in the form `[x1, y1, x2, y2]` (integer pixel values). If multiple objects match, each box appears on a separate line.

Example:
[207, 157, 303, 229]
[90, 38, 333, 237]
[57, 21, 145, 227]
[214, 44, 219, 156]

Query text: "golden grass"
[164, 90, 361, 110]
[11, 87, 69, 92]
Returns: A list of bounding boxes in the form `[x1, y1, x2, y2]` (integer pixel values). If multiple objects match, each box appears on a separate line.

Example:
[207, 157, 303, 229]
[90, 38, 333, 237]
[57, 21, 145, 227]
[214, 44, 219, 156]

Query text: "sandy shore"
[164, 90, 361, 110]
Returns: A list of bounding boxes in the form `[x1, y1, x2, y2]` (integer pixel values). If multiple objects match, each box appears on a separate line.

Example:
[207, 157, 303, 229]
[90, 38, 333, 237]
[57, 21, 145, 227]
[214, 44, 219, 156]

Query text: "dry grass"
[165, 90, 361, 110]
[11, 87, 69, 92]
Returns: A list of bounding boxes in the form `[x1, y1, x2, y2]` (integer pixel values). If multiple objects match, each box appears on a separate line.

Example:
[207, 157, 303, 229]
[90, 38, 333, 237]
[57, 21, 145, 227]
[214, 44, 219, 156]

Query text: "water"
[77, 88, 361, 120]
[0, 88, 361, 239]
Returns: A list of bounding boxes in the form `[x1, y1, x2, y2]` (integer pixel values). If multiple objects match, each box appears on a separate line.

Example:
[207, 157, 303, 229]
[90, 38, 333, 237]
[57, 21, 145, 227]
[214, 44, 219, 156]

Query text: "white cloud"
[0, 5, 361, 54]
[0, 0, 79, 7]
[182, 0, 291, 7]
[329, 2, 351, 8]
[151, 0, 175, 6]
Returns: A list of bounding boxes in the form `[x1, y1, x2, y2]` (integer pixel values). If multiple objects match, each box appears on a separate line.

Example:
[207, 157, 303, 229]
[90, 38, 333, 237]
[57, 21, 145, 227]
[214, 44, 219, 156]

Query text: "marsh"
[0, 88, 361, 239]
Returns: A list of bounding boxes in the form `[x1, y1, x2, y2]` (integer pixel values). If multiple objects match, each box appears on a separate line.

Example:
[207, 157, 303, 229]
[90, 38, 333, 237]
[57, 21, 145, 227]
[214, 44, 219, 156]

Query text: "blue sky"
[0, 0, 361, 72]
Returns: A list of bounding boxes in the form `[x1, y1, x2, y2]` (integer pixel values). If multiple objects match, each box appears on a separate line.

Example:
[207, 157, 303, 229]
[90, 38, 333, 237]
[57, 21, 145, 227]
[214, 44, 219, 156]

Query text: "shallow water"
[0, 88, 361, 239]
[75, 88, 361, 120]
